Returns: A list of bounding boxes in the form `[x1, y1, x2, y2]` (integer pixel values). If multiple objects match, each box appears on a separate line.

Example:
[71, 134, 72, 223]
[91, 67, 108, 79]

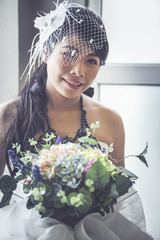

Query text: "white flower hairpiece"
[34, 3, 67, 42]
[21, 0, 79, 81]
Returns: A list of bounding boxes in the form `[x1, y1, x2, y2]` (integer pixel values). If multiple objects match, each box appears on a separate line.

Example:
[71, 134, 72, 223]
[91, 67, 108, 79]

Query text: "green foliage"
[136, 142, 148, 167]
[53, 197, 65, 208]
[115, 175, 133, 197]
[117, 166, 138, 180]
[27, 195, 37, 209]
[78, 121, 100, 146]
[12, 143, 23, 156]
[86, 160, 110, 190]
[23, 184, 32, 194]
[42, 133, 56, 149]
[0, 191, 13, 208]
[0, 175, 17, 208]
[77, 195, 92, 214]
[0, 175, 17, 193]
[108, 183, 119, 198]
[14, 174, 26, 182]
[78, 136, 98, 145]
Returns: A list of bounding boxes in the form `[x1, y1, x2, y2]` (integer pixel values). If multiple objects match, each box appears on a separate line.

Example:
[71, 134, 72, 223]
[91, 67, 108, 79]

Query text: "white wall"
[0, 0, 19, 103]
[100, 85, 160, 240]
[103, 0, 160, 63]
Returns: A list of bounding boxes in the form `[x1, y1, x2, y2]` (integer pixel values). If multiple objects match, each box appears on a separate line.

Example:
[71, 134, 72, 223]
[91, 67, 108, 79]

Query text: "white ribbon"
[0, 199, 153, 240]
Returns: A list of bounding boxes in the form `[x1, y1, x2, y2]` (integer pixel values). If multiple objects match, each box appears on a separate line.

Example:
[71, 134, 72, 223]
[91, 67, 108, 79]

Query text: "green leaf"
[14, 174, 26, 182]
[53, 197, 65, 208]
[51, 183, 62, 200]
[78, 136, 98, 145]
[115, 175, 133, 197]
[23, 184, 31, 194]
[0, 175, 17, 193]
[77, 195, 92, 214]
[44, 183, 53, 197]
[68, 177, 82, 189]
[79, 187, 91, 197]
[0, 191, 13, 208]
[41, 144, 51, 150]
[108, 183, 119, 198]
[37, 182, 47, 195]
[67, 192, 77, 205]
[43, 196, 53, 208]
[86, 160, 110, 190]
[87, 138, 98, 145]
[68, 206, 77, 216]
[54, 206, 69, 220]
[38, 180, 61, 199]
[117, 166, 138, 180]
[78, 136, 89, 143]
[139, 142, 148, 156]
[136, 155, 149, 167]
[136, 142, 149, 167]
[27, 195, 36, 209]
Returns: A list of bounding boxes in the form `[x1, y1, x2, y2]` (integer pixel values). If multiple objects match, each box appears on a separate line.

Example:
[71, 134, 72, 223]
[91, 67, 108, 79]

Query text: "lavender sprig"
[8, 150, 30, 175]
[55, 136, 63, 144]
[32, 165, 43, 187]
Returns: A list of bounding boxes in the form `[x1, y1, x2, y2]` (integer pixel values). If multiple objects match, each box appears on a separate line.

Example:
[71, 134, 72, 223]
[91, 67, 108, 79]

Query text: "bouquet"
[0, 122, 148, 226]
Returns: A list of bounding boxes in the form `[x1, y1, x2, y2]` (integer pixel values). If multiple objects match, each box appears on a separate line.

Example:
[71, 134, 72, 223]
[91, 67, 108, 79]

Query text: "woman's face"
[46, 37, 100, 99]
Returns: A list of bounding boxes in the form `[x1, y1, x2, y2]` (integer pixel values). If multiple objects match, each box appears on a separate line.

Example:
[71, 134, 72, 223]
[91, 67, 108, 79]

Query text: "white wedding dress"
[0, 181, 153, 239]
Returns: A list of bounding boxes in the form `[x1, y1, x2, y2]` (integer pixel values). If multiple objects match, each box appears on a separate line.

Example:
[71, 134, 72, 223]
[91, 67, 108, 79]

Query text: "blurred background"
[0, 0, 160, 239]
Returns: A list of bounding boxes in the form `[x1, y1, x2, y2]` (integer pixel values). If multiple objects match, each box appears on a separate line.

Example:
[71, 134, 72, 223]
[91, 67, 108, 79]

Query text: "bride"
[0, 1, 152, 239]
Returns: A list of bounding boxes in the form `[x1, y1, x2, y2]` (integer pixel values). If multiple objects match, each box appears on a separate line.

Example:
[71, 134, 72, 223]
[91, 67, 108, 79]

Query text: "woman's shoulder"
[0, 98, 20, 176]
[83, 94, 123, 126]
[83, 94, 125, 162]
[0, 98, 19, 116]
[0, 98, 19, 128]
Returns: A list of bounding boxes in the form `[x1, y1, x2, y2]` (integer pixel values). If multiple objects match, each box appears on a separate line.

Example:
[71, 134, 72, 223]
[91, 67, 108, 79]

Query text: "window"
[96, 1, 160, 238]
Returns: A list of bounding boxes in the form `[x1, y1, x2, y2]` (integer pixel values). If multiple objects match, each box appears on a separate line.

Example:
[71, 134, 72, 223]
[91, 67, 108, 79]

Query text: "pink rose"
[84, 158, 95, 173]
[39, 149, 50, 163]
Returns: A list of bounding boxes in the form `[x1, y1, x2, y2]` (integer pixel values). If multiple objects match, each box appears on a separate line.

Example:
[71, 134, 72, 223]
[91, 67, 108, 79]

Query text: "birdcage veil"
[22, 0, 108, 81]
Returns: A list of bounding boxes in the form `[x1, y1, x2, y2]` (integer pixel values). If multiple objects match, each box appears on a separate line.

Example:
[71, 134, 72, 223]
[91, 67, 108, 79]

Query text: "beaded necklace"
[38, 95, 89, 145]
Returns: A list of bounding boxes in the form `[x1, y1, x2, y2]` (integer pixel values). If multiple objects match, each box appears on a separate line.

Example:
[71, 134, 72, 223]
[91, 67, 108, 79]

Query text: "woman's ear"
[42, 53, 48, 63]
[43, 45, 49, 63]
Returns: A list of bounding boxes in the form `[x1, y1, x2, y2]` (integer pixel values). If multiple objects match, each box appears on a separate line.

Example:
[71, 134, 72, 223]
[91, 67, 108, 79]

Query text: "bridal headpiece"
[23, 0, 108, 80]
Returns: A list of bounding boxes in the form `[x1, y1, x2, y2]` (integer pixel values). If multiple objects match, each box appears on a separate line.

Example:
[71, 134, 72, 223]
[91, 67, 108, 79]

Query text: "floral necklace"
[38, 95, 89, 145]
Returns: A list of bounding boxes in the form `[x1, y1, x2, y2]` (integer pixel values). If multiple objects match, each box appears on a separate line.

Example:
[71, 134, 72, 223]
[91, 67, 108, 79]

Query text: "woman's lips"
[63, 78, 83, 89]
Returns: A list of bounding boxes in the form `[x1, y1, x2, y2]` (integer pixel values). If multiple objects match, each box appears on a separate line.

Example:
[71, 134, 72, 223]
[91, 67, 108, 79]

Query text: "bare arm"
[0, 100, 17, 176]
[108, 113, 125, 167]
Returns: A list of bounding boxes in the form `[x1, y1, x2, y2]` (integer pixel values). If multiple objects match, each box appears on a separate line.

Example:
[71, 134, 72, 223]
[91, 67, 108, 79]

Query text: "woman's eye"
[62, 52, 78, 62]
[87, 59, 98, 65]
[63, 52, 73, 58]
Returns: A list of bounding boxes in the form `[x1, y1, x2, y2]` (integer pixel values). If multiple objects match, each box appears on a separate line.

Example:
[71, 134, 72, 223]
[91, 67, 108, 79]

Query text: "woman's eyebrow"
[87, 53, 99, 57]
[62, 45, 79, 53]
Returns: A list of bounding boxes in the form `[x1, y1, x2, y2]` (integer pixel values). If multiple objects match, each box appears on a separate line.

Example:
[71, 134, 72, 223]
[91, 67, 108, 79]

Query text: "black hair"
[5, 63, 48, 175]
[5, 6, 109, 176]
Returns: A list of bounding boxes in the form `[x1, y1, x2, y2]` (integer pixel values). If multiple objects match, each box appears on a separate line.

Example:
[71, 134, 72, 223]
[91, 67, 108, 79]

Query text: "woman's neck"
[46, 88, 81, 112]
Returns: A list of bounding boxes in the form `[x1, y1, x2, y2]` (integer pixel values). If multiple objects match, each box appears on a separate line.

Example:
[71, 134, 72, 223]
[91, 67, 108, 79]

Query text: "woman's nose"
[70, 60, 85, 77]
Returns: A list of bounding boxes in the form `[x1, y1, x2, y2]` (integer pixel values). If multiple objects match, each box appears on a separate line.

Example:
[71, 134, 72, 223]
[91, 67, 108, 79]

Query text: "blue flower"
[32, 165, 43, 187]
[101, 148, 106, 153]
[55, 136, 63, 144]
